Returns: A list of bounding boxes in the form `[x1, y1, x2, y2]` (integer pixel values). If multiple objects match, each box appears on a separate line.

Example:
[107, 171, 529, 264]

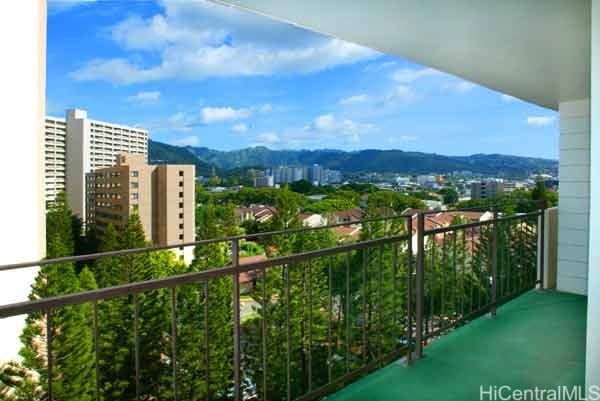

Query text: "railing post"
[406, 216, 413, 365]
[538, 206, 546, 290]
[491, 210, 498, 317]
[415, 213, 425, 360]
[232, 238, 241, 401]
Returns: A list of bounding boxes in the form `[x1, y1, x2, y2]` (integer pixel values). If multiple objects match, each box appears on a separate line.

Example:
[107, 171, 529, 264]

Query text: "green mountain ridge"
[149, 140, 557, 178]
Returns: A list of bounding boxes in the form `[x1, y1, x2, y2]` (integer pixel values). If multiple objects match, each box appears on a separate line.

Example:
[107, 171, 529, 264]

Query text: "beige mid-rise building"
[86, 154, 195, 263]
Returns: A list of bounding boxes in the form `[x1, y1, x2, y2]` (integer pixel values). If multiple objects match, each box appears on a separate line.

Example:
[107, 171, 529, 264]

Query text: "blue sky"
[47, 0, 558, 159]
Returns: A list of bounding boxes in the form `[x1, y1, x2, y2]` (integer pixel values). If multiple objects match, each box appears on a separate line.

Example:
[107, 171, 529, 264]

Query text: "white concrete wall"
[0, 0, 46, 362]
[587, 0, 600, 391]
[557, 99, 590, 295]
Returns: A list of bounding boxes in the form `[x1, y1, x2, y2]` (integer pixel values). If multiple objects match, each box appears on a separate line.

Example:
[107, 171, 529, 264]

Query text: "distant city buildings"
[417, 175, 440, 189]
[44, 109, 148, 218]
[253, 175, 274, 188]
[86, 154, 195, 263]
[470, 179, 505, 200]
[257, 164, 342, 187]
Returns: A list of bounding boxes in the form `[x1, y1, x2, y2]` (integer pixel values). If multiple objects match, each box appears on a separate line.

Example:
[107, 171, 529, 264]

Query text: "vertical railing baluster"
[93, 301, 100, 401]
[231, 238, 241, 401]
[170, 287, 178, 401]
[452, 230, 457, 323]
[46, 309, 53, 401]
[345, 252, 351, 373]
[285, 264, 291, 401]
[491, 213, 498, 316]
[392, 243, 398, 342]
[134, 294, 140, 400]
[429, 233, 435, 335]
[460, 229, 466, 317]
[261, 270, 267, 401]
[377, 245, 383, 360]
[307, 259, 313, 392]
[469, 227, 475, 314]
[415, 213, 425, 359]
[441, 232, 446, 325]
[327, 257, 333, 384]
[204, 282, 210, 401]
[406, 218, 413, 364]
[362, 248, 367, 363]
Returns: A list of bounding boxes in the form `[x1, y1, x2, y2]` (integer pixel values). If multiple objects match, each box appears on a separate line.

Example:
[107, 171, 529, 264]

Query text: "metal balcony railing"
[0, 209, 544, 401]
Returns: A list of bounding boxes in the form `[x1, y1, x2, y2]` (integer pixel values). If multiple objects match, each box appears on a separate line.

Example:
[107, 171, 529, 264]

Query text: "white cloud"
[165, 112, 194, 132]
[307, 114, 375, 143]
[254, 132, 280, 146]
[70, 0, 378, 84]
[259, 103, 273, 113]
[201, 106, 251, 124]
[170, 135, 200, 146]
[527, 116, 556, 126]
[339, 94, 372, 105]
[126, 90, 161, 104]
[446, 81, 476, 93]
[231, 123, 248, 133]
[392, 67, 444, 83]
[385, 85, 417, 103]
[363, 61, 397, 72]
[501, 94, 519, 102]
[48, 0, 96, 13]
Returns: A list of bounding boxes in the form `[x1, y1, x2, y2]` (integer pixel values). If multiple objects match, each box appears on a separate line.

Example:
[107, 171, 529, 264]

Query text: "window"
[179, 192, 184, 198]
[179, 223, 184, 229]
[130, 170, 139, 177]
[179, 213, 184, 219]
[179, 234, 184, 240]
[131, 181, 139, 189]
[179, 181, 184, 187]
[179, 171, 184, 177]
[131, 193, 139, 200]
[131, 204, 139, 212]
[179, 202, 184, 208]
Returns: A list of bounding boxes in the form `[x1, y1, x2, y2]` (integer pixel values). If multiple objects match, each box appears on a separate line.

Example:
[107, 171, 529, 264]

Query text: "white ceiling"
[213, 0, 590, 110]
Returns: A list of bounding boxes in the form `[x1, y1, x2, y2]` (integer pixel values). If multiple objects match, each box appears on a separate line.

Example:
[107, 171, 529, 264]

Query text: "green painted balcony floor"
[326, 290, 587, 401]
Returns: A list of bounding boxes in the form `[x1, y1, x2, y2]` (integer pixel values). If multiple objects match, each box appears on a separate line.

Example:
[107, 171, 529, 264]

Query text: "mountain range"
[148, 140, 557, 178]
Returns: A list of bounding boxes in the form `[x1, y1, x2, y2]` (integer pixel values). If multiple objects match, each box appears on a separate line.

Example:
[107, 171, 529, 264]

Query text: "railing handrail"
[0, 233, 410, 318]
[0, 214, 409, 272]
[422, 210, 542, 235]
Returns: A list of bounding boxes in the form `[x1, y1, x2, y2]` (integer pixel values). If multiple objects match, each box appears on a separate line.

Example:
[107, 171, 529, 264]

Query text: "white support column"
[557, 99, 590, 295]
[0, 1, 47, 362]
[587, 0, 600, 391]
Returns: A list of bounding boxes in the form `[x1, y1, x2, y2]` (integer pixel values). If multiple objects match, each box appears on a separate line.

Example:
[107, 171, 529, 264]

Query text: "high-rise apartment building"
[44, 116, 67, 203]
[86, 154, 195, 263]
[43, 108, 148, 216]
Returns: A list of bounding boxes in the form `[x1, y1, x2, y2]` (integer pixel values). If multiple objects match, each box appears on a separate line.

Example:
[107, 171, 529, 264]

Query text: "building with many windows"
[44, 108, 148, 216]
[44, 116, 67, 203]
[86, 154, 195, 263]
[470, 180, 505, 200]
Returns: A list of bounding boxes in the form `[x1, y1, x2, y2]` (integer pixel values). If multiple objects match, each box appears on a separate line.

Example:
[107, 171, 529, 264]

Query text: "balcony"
[328, 290, 586, 401]
[0, 207, 577, 401]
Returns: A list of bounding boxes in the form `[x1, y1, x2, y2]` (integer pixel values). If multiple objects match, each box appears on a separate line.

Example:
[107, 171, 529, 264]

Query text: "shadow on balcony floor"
[326, 290, 587, 401]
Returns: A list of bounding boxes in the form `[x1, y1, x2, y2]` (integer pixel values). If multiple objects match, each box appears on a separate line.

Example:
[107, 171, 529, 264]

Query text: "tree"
[20, 194, 96, 401]
[20, 240, 96, 401]
[289, 179, 313, 194]
[438, 188, 459, 205]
